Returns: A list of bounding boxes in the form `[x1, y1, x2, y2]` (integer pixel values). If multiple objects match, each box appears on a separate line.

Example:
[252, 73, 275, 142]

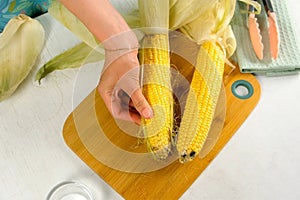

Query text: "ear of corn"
[139, 34, 173, 160]
[0, 14, 45, 101]
[176, 41, 225, 163]
[41, 0, 236, 163]
[138, 0, 173, 160]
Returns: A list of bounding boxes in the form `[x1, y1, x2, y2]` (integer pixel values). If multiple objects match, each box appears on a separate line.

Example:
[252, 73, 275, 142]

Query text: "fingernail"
[142, 108, 153, 118]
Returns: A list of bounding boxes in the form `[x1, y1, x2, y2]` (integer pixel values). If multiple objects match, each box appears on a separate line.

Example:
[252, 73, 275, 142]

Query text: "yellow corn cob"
[176, 41, 225, 163]
[139, 34, 173, 160]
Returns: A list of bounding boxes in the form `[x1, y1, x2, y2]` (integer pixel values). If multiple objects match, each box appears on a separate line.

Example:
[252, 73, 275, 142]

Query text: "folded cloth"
[231, 0, 300, 76]
[0, 0, 50, 32]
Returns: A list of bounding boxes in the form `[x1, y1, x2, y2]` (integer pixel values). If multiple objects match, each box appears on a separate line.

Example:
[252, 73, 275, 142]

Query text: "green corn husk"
[0, 14, 45, 101]
[48, 0, 99, 49]
[34, 0, 106, 82]
[35, 42, 104, 83]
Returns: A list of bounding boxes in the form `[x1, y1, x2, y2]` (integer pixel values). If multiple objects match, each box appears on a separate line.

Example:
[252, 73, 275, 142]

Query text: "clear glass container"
[47, 181, 94, 200]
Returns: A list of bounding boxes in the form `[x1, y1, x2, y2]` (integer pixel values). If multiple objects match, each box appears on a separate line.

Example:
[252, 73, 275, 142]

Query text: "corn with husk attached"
[40, 0, 237, 163]
[174, 0, 236, 163]
[138, 0, 173, 160]
[0, 14, 45, 101]
[176, 41, 225, 163]
[139, 34, 173, 160]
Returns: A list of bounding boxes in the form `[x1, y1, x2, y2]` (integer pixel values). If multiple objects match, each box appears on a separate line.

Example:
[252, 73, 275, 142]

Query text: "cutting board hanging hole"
[231, 80, 254, 99]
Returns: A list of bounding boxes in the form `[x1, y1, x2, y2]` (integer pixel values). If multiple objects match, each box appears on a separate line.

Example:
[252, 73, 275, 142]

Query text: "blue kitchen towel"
[231, 0, 300, 76]
[0, 0, 50, 32]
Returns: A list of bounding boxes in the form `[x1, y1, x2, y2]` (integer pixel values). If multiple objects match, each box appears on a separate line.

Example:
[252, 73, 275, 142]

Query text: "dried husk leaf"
[0, 14, 45, 101]
[35, 42, 104, 83]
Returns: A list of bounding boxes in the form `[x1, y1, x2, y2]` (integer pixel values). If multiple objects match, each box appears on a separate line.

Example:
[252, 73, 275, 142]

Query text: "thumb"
[115, 67, 153, 119]
[131, 88, 153, 119]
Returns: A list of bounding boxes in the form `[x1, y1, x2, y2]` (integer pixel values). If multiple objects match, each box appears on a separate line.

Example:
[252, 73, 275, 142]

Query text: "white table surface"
[1, 1, 300, 199]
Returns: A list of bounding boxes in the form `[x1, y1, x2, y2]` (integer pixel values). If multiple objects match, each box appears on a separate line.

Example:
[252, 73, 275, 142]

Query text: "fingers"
[98, 50, 153, 124]
[120, 109, 141, 125]
[112, 66, 153, 119]
[98, 84, 153, 125]
[118, 88, 153, 121]
[98, 85, 145, 125]
[130, 88, 153, 119]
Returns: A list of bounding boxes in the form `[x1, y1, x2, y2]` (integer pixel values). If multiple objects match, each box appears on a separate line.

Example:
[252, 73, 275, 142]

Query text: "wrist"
[103, 34, 139, 72]
[102, 30, 139, 51]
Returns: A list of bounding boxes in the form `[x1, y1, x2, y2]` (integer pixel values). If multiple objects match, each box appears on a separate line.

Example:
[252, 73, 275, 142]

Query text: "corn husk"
[35, 42, 104, 83]
[0, 14, 45, 101]
[39, 0, 239, 162]
[40, 0, 236, 80]
[178, 0, 236, 56]
[48, 0, 99, 50]
[47, 0, 237, 55]
[49, 0, 140, 48]
[34, 0, 106, 81]
[169, 0, 215, 30]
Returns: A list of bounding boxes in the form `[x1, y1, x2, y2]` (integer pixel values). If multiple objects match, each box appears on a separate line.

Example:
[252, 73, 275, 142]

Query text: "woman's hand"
[59, 0, 152, 123]
[98, 49, 153, 124]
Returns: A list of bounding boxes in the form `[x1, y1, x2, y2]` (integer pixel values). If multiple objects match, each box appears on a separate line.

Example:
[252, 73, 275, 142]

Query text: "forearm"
[59, 0, 138, 49]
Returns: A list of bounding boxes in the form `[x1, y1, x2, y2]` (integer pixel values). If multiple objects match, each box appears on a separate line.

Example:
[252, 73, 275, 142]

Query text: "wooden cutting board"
[62, 55, 261, 199]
